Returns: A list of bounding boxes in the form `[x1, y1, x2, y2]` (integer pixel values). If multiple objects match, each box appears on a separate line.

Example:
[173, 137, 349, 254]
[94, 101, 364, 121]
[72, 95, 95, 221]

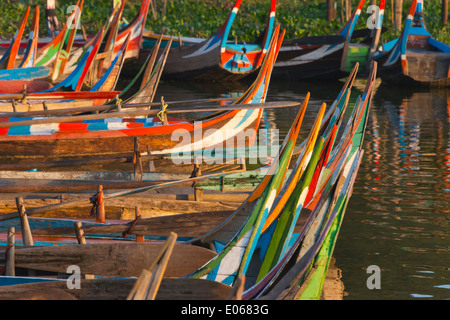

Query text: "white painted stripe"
[158, 109, 259, 154]
[275, 44, 343, 67]
[29, 123, 60, 135]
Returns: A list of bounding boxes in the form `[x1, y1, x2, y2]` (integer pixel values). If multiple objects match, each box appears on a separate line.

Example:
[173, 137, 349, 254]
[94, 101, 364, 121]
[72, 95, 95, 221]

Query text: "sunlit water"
[153, 77, 449, 300]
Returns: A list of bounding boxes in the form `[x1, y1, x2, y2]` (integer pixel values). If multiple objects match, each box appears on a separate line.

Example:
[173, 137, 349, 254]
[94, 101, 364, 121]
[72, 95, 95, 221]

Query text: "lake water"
[153, 76, 449, 300]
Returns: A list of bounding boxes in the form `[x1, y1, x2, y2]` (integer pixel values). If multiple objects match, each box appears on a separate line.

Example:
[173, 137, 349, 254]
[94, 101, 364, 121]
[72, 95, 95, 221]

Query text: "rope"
[89, 191, 103, 219]
[157, 103, 168, 123]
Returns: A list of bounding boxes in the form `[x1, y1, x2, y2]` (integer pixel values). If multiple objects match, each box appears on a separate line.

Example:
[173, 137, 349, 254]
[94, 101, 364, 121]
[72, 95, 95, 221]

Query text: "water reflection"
[334, 85, 450, 300]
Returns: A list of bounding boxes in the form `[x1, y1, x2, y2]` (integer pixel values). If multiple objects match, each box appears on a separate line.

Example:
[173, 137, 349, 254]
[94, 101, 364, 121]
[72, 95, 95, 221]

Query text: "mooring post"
[96, 185, 106, 223]
[134, 137, 143, 181]
[74, 221, 86, 244]
[15, 197, 34, 247]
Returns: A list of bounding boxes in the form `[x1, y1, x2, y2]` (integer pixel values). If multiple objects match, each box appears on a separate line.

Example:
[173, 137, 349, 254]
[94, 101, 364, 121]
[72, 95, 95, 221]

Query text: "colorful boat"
[0, 6, 34, 70]
[374, 0, 450, 87]
[130, 0, 277, 81]
[273, 0, 384, 80]
[0, 63, 373, 300]
[0, 26, 283, 162]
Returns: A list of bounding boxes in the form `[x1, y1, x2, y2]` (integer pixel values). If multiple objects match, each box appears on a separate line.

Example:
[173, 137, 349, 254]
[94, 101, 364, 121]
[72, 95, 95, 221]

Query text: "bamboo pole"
[327, 0, 337, 21]
[0, 154, 163, 171]
[395, 0, 403, 30]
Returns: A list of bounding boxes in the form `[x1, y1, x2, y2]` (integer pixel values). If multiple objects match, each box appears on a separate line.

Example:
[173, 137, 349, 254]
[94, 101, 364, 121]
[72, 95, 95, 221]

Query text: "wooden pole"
[5, 227, 15, 276]
[74, 222, 86, 244]
[395, 0, 403, 30]
[15, 197, 34, 246]
[327, 0, 337, 22]
[391, 0, 395, 24]
[443, 0, 449, 25]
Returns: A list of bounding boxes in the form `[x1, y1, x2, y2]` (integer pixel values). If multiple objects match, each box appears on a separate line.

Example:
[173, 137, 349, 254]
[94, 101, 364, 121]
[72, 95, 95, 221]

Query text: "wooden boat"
[34, 0, 85, 74]
[0, 25, 284, 162]
[0, 233, 236, 300]
[374, 0, 450, 87]
[182, 69, 364, 292]
[0, 31, 130, 111]
[131, 0, 277, 82]
[0, 66, 51, 81]
[0, 64, 373, 300]
[273, 0, 384, 80]
[0, 241, 216, 278]
[254, 64, 377, 300]
[15, 6, 40, 69]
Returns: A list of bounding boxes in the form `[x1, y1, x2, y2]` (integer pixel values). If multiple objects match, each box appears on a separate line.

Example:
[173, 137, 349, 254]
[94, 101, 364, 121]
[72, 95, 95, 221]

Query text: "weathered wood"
[0, 242, 216, 278]
[0, 154, 164, 171]
[5, 227, 15, 276]
[0, 277, 232, 300]
[127, 232, 177, 300]
[0, 169, 246, 222]
[0, 194, 239, 220]
[16, 197, 33, 246]
[74, 222, 86, 244]
[27, 210, 234, 238]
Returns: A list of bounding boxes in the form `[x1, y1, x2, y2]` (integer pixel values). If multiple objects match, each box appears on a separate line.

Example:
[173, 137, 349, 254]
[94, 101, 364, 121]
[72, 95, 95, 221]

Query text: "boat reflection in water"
[333, 85, 450, 300]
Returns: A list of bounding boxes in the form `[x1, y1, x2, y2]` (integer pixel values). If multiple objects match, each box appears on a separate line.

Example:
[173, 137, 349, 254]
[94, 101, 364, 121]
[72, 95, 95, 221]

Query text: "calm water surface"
[153, 77, 449, 300]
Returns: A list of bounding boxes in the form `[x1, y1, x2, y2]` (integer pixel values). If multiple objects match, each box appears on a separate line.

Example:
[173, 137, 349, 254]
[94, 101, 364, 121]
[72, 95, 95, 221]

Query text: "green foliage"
[0, 0, 448, 44]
